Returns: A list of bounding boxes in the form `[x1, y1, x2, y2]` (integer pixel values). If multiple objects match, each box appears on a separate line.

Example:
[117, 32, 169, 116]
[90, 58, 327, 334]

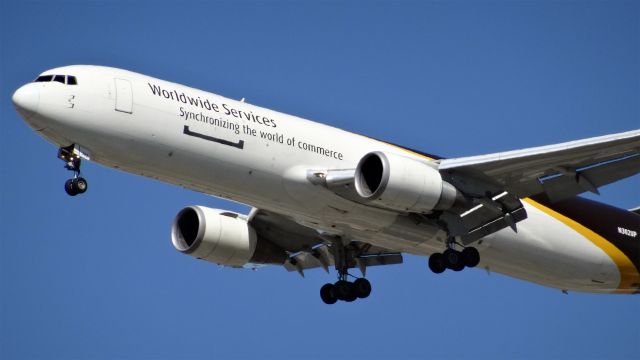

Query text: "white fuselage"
[16, 65, 635, 294]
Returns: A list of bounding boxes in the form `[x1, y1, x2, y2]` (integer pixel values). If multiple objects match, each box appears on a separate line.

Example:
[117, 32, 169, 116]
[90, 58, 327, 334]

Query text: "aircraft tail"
[630, 207, 640, 215]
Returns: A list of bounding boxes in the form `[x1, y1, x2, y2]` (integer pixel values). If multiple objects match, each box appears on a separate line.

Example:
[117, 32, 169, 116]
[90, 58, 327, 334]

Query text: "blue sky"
[1, 1, 639, 359]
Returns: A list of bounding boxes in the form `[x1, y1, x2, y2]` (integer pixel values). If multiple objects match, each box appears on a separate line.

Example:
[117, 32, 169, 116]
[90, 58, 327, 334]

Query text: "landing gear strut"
[428, 240, 480, 274]
[319, 237, 372, 305]
[59, 145, 88, 196]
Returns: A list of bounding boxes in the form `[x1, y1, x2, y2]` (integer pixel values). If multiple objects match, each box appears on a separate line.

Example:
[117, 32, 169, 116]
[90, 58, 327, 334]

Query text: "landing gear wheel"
[73, 177, 88, 194]
[443, 249, 465, 271]
[428, 253, 447, 274]
[353, 278, 372, 299]
[320, 283, 337, 304]
[462, 247, 480, 268]
[64, 179, 78, 196]
[334, 280, 353, 301]
[344, 288, 357, 302]
[64, 177, 88, 196]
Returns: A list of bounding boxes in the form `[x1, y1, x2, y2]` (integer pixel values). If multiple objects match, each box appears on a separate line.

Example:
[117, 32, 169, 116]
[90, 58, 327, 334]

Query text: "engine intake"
[355, 151, 461, 212]
[172, 206, 286, 267]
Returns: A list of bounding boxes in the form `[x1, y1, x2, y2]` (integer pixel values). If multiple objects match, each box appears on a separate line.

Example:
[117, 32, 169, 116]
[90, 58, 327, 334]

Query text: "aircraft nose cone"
[12, 84, 40, 119]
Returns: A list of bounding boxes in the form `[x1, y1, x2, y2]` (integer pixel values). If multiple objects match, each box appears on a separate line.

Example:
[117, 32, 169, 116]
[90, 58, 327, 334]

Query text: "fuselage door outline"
[114, 78, 133, 114]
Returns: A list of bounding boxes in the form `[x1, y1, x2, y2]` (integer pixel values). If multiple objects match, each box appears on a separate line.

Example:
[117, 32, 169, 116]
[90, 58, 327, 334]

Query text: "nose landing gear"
[58, 145, 88, 196]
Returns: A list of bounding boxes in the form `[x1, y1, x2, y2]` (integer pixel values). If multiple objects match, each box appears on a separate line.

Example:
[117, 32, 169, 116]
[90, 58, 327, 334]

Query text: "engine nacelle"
[354, 151, 461, 212]
[171, 206, 286, 267]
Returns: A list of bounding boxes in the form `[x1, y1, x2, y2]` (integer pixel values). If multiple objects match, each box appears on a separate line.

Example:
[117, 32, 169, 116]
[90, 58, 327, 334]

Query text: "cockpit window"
[35, 75, 53, 82]
[34, 74, 78, 85]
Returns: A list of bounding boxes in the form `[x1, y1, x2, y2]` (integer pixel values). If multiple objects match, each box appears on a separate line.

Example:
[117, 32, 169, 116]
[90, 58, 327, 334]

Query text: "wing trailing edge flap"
[439, 190, 528, 246]
[436, 167, 528, 245]
[249, 209, 402, 277]
[540, 153, 640, 202]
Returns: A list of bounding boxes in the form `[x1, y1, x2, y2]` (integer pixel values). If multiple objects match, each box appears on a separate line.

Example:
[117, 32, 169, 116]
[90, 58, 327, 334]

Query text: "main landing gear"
[319, 237, 372, 305]
[428, 244, 480, 274]
[320, 276, 372, 305]
[59, 145, 88, 196]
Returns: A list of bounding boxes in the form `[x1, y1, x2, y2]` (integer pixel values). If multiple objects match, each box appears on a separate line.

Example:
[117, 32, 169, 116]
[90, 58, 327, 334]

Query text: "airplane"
[12, 65, 640, 304]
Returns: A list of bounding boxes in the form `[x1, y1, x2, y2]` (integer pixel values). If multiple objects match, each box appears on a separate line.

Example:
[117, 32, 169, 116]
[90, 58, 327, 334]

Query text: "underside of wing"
[248, 209, 403, 277]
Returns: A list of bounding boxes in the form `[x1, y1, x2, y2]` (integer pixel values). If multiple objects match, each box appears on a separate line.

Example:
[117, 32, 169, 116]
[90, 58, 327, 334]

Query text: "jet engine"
[354, 151, 462, 213]
[171, 206, 287, 267]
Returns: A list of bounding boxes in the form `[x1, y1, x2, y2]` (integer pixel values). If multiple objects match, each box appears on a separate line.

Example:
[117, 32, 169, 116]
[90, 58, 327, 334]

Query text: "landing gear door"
[114, 78, 133, 114]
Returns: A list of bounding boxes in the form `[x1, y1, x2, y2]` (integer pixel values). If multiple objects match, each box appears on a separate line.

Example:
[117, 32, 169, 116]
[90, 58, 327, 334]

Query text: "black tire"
[353, 278, 372, 299]
[64, 179, 77, 196]
[73, 177, 88, 194]
[344, 284, 358, 302]
[462, 247, 480, 268]
[443, 249, 465, 271]
[428, 253, 446, 274]
[452, 262, 465, 271]
[334, 280, 353, 301]
[320, 283, 337, 304]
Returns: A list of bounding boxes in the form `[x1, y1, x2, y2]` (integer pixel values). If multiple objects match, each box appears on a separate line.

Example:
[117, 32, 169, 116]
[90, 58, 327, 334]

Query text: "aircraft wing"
[248, 209, 402, 277]
[438, 129, 640, 202]
[422, 129, 640, 245]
